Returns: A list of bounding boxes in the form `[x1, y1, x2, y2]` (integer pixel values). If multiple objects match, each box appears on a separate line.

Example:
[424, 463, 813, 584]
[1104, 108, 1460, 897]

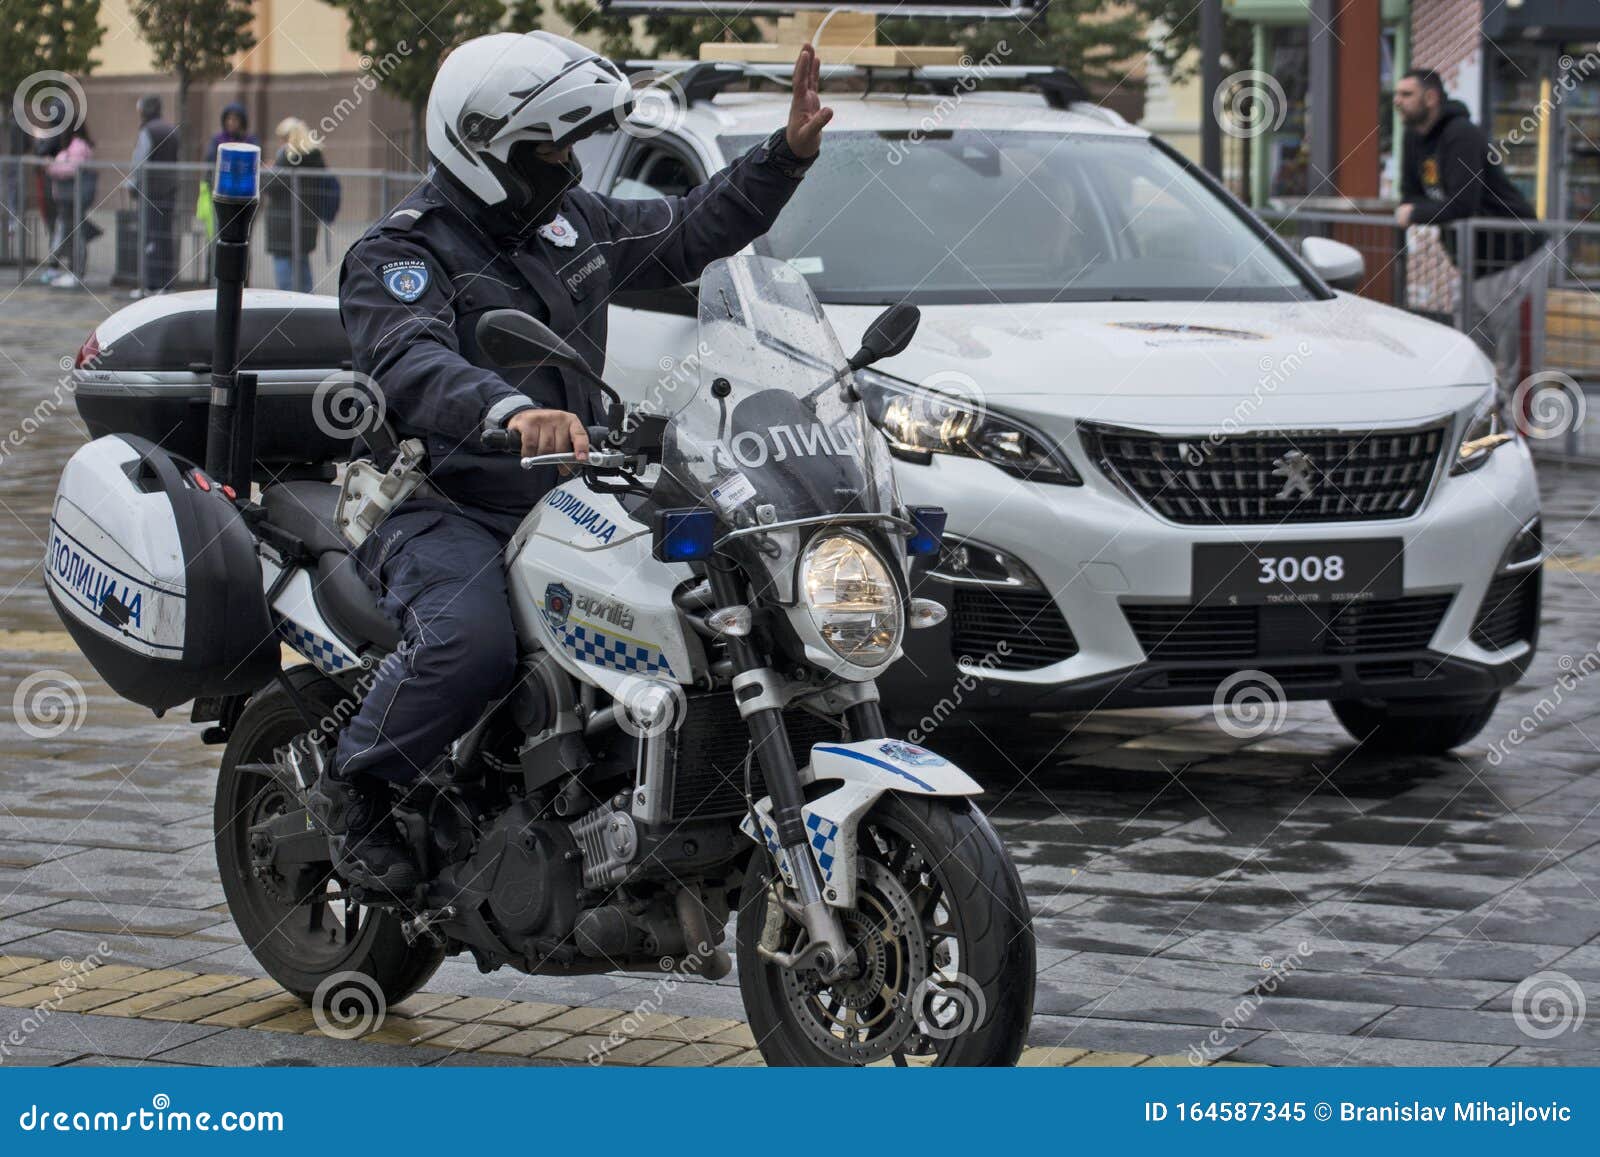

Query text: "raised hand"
[785, 43, 833, 159]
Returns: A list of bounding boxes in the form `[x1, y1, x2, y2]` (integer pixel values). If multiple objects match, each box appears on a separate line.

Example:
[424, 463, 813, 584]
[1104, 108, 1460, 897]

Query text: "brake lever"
[519, 449, 628, 470]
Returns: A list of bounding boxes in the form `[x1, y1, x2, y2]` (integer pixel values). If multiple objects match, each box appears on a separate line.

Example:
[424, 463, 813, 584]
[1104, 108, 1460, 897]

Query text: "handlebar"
[479, 424, 612, 454]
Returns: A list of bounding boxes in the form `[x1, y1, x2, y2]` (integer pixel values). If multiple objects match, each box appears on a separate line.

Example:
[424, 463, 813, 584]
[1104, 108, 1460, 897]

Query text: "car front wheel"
[1331, 693, 1500, 754]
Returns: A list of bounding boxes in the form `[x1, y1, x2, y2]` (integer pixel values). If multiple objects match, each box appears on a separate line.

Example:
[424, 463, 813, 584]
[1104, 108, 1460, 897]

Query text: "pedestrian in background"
[33, 98, 71, 285]
[264, 117, 327, 292]
[45, 122, 100, 289]
[128, 94, 180, 299]
[1395, 69, 1547, 386]
[197, 103, 257, 243]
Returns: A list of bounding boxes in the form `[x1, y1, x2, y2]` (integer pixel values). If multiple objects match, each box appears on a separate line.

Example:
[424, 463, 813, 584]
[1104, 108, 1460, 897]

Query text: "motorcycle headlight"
[857, 369, 1081, 485]
[799, 532, 904, 667]
[1453, 391, 1515, 474]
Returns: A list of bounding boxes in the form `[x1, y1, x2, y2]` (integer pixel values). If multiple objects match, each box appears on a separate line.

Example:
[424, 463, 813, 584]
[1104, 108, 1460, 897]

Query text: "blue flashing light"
[906, 505, 947, 557]
[653, 507, 717, 563]
[213, 143, 260, 201]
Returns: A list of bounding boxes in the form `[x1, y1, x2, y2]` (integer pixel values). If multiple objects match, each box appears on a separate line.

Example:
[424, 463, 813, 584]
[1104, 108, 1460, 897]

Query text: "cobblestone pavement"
[1, 288, 1598, 1066]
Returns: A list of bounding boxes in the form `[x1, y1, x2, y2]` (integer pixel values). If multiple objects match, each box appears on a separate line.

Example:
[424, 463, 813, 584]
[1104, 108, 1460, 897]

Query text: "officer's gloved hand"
[506, 408, 591, 460]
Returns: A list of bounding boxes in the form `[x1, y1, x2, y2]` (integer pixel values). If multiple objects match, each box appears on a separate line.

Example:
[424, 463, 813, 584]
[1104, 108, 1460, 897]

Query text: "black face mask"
[490, 140, 582, 230]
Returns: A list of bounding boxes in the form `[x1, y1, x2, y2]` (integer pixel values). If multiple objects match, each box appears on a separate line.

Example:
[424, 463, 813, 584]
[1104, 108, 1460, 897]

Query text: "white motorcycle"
[46, 255, 1035, 1065]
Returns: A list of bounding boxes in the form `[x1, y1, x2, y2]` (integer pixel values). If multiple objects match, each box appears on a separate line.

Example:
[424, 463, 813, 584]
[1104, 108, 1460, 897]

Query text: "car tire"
[1331, 693, 1500, 754]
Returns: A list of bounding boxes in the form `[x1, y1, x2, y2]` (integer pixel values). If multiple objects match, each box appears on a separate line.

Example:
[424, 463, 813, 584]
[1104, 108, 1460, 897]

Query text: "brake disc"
[778, 857, 929, 1064]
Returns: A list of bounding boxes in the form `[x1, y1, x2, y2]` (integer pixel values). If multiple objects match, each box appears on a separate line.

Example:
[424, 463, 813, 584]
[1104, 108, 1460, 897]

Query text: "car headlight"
[1453, 391, 1515, 474]
[799, 531, 904, 667]
[857, 369, 1081, 485]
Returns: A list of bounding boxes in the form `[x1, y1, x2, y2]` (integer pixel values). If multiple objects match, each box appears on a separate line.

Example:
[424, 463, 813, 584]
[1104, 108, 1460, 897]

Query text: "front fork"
[709, 567, 884, 980]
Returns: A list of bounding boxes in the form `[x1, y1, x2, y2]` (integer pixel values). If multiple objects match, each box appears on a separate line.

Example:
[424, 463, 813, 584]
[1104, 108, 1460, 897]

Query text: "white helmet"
[426, 31, 633, 208]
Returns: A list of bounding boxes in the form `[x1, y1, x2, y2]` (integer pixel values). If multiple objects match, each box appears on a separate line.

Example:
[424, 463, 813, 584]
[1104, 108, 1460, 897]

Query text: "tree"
[549, 2, 760, 62]
[132, 0, 257, 159]
[329, 0, 510, 165]
[879, 1, 1250, 90]
[1, 0, 104, 148]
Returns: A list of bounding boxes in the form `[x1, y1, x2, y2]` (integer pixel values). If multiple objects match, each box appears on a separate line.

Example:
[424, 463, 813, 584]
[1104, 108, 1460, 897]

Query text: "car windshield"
[721, 130, 1313, 305]
[650, 255, 898, 525]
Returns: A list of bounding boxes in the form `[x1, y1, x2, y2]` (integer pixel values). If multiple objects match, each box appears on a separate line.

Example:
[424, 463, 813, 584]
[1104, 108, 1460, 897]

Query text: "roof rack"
[618, 58, 1095, 111]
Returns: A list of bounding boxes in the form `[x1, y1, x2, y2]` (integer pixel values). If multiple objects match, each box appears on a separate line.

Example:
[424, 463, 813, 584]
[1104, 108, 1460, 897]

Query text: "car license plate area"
[1192, 539, 1403, 606]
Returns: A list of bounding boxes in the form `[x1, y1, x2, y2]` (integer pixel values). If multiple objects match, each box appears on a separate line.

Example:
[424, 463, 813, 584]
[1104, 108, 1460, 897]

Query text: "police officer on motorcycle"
[313, 32, 831, 893]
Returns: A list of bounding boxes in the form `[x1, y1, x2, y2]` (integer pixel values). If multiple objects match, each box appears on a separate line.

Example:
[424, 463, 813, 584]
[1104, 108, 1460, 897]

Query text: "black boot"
[307, 768, 419, 894]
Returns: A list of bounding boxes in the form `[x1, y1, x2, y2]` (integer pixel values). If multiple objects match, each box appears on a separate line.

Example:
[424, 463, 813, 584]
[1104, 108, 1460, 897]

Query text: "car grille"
[668, 696, 844, 821]
[1124, 594, 1454, 660]
[951, 586, 1079, 669]
[1471, 571, 1540, 650]
[1082, 422, 1448, 525]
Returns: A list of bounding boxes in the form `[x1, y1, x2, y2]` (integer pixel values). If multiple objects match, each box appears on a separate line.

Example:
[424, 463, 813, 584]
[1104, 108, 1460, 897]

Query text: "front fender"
[740, 740, 981, 909]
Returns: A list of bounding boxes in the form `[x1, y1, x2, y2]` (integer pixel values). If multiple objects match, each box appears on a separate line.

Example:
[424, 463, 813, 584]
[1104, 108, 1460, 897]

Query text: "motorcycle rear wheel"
[736, 794, 1035, 1066]
[214, 666, 443, 1005]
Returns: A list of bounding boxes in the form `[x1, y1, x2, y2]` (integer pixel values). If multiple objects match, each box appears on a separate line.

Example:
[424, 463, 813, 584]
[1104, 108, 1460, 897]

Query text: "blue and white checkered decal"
[543, 612, 675, 678]
[806, 813, 840, 881]
[741, 812, 796, 885]
[277, 619, 358, 676]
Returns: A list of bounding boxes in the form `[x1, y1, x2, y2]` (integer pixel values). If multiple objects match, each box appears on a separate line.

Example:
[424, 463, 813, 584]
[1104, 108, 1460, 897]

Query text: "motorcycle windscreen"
[656, 255, 898, 525]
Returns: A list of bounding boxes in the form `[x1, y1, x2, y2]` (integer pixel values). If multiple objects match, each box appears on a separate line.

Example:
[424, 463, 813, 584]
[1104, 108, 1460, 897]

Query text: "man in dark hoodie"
[128, 95, 180, 298]
[1396, 68, 1547, 384]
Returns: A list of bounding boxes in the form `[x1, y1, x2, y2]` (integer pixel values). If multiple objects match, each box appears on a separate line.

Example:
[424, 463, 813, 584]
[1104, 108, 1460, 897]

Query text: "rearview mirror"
[848, 302, 921, 371]
[1300, 237, 1366, 291]
[476, 309, 586, 374]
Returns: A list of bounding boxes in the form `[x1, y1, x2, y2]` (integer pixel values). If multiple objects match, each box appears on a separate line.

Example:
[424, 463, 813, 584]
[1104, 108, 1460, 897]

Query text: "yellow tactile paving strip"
[0, 954, 1256, 1067]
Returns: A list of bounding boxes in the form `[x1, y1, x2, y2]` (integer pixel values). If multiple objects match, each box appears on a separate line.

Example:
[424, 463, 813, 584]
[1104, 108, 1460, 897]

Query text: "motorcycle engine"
[436, 800, 580, 942]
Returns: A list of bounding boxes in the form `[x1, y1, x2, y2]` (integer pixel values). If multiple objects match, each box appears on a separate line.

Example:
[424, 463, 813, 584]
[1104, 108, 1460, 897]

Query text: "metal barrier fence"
[1259, 206, 1600, 461]
[0, 157, 421, 298]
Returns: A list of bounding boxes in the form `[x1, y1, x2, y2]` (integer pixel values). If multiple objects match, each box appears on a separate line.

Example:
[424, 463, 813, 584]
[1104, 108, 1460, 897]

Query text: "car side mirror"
[1300, 237, 1366, 291]
[848, 302, 921, 371]
[476, 309, 586, 374]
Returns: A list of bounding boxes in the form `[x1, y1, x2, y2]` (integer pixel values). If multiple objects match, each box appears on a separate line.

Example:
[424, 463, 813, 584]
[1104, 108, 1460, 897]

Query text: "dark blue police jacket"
[338, 129, 813, 537]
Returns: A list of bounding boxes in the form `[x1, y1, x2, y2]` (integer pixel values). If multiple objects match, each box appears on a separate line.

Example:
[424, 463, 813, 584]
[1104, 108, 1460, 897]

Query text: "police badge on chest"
[537, 214, 579, 248]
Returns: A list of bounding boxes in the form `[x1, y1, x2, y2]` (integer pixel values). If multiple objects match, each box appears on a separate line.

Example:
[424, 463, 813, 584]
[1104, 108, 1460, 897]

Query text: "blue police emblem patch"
[544, 582, 573, 627]
[380, 260, 429, 303]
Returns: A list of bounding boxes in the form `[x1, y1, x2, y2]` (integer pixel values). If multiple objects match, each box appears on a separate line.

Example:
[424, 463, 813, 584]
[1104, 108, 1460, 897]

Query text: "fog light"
[1501, 517, 1543, 571]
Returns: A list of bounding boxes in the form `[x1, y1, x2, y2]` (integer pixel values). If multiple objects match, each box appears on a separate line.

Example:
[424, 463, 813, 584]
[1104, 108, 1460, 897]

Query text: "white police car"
[582, 64, 1540, 753]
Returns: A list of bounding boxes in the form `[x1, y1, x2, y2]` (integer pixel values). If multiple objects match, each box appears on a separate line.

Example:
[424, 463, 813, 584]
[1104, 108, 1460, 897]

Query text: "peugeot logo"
[1272, 450, 1317, 500]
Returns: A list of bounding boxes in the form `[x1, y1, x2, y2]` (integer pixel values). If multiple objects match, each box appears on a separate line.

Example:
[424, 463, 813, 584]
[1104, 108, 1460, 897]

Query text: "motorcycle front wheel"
[213, 666, 443, 1005]
[736, 794, 1035, 1066]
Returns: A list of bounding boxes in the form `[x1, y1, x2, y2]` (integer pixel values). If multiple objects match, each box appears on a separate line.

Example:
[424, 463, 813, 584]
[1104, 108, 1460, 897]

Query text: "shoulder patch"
[380, 259, 430, 303]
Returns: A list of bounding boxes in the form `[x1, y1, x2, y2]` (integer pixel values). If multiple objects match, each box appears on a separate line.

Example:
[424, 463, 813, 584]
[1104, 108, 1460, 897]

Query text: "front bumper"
[881, 437, 1542, 717]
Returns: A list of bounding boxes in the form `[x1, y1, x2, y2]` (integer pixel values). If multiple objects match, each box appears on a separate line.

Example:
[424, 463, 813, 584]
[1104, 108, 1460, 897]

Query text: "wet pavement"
[1, 287, 1598, 1066]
